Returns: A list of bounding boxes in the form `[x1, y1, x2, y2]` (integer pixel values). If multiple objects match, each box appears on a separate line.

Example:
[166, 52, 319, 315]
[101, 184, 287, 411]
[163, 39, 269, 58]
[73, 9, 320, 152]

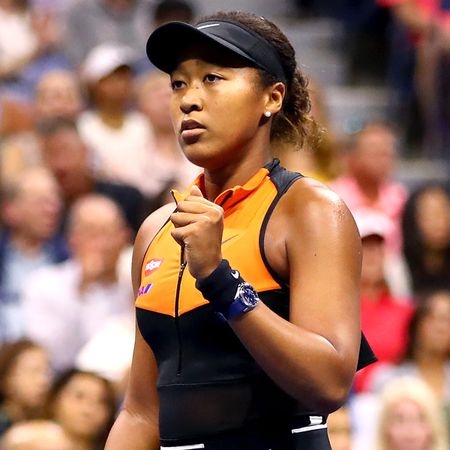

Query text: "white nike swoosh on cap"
[197, 23, 221, 30]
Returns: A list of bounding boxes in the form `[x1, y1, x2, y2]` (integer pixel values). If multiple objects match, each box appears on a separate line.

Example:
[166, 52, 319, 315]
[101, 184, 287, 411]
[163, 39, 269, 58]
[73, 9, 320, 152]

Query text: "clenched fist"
[170, 185, 224, 279]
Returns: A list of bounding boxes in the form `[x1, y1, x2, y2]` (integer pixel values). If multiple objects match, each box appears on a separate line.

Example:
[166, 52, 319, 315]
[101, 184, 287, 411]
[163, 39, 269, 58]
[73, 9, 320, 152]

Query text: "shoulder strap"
[265, 158, 304, 195]
[259, 160, 303, 289]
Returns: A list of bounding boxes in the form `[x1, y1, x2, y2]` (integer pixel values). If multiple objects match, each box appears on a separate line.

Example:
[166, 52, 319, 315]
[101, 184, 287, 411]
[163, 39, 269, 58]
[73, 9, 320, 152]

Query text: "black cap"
[146, 19, 287, 83]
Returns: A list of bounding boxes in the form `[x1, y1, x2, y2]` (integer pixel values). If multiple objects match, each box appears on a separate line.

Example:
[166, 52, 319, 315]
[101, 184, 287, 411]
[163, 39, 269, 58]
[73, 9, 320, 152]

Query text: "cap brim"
[146, 21, 260, 74]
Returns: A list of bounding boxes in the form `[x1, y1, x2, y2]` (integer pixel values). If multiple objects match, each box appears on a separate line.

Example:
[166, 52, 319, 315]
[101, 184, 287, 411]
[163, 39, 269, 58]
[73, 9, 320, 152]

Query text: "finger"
[178, 196, 224, 214]
[170, 211, 207, 228]
[175, 200, 220, 216]
[170, 222, 198, 246]
[180, 194, 214, 207]
[190, 185, 204, 197]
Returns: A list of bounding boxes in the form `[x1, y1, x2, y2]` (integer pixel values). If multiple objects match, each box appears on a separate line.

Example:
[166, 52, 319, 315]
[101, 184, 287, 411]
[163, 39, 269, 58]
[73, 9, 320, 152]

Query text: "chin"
[182, 144, 213, 168]
[183, 143, 233, 171]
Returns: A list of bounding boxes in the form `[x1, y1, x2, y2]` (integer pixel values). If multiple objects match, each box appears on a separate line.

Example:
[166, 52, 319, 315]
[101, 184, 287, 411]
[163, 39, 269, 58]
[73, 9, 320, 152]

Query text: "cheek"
[212, 96, 262, 142]
[53, 396, 75, 424]
[92, 402, 111, 427]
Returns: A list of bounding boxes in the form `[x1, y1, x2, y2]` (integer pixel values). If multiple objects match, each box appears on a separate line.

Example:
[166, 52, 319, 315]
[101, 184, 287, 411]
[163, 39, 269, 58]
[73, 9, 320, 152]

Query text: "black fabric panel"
[357, 332, 378, 370]
[259, 160, 303, 289]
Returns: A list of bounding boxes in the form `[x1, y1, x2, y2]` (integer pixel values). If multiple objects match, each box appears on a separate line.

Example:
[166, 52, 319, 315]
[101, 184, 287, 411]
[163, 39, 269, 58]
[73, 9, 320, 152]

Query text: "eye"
[171, 79, 185, 91]
[204, 74, 221, 84]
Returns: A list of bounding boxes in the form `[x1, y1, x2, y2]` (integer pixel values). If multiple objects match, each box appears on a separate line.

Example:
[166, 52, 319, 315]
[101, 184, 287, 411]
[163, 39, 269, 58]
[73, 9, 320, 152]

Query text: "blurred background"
[0, 1, 448, 449]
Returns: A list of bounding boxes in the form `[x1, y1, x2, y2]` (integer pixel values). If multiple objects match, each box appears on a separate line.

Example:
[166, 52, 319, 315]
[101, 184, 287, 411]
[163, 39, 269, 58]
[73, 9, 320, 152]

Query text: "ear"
[264, 82, 286, 116]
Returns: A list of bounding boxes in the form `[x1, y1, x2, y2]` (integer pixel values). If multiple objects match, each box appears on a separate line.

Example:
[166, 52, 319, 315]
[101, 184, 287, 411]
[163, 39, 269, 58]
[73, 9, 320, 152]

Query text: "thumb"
[190, 185, 204, 197]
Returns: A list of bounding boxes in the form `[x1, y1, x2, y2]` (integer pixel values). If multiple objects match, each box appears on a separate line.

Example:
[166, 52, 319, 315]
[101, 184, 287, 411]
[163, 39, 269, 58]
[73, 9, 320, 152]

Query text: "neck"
[423, 249, 445, 273]
[415, 351, 446, 398]
[67, 434, 92, 450]
[97, 105, 126, 129]
[361, 280, 386, 301]
[3, 400, 35, 422]
[354, 175, 381, 201]
[9, 232, 45, 256]
[65, 173, 94, 204]
[203, 143, 272, 201]
[415, 349, 447, 367]
[79, 270, 118, 294]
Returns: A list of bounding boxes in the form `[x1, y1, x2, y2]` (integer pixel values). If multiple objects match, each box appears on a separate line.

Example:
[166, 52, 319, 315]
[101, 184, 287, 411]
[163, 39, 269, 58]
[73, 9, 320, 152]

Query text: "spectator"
[0, 0, 39, 89]
[0, 167, 68, 342]
[0, 95, 36, 189]
[75, 307, 134, 400]
[327, 405, 352, 450]
[373, 377, 448, 450]
[63, 0, 150, 67]
[1, 420, 74, 450]
[371, 290, 450, 407]
[402, 182, 450, 294]
[0, 340, 52, 436]
[353, 210, 414, 393]
[153, 0, 195, 26]
[45, 369, 116, 450]
[78, 43, 153, 190]
[22, 194, 133, 372]
[1, 68, 83, 185]
[135, 0, 197, 74]
[38, 116, 146, 234]
[378, 0, 450, 161]
[34, 69, 83, 120]
[0, 0, 66, 98]
[331, 122, 408, 256]
[136, 70, 200, 206]
[0, 95, 34, 137]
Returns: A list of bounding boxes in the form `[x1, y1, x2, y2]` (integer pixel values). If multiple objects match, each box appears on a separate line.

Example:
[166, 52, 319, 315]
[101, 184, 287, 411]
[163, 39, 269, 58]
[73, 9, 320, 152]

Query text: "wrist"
[195, 259, 259, 320]
[195, 258, 223, 280]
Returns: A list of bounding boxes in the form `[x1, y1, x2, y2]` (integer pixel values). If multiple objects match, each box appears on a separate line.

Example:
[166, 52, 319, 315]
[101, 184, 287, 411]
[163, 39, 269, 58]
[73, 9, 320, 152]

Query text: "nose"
[180, 84, 203, 114]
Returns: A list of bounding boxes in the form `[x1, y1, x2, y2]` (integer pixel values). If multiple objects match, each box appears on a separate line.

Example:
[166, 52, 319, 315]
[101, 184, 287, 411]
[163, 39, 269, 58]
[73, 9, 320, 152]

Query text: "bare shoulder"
[280, 176, 355, 231]
[271, 176, 360, 260]
[131, 202, 175, 293]
[136, 203, 176, 246]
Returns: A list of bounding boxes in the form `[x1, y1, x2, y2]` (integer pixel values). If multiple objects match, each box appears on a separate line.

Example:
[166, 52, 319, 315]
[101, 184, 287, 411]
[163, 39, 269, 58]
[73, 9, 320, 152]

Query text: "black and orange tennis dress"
[136, 159, 376, 450]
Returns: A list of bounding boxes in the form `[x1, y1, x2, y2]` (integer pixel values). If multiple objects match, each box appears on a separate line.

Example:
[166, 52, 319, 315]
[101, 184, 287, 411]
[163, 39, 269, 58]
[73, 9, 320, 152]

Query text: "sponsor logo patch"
[137, 283, 153, 297]
[144, 258, 163, 277]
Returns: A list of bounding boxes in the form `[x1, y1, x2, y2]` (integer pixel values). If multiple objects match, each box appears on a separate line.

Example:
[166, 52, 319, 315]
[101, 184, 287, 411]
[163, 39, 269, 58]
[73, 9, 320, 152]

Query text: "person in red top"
[378, 0, 450, 159]
[331, 123, 408, 257]
[353, 211, 414, 393]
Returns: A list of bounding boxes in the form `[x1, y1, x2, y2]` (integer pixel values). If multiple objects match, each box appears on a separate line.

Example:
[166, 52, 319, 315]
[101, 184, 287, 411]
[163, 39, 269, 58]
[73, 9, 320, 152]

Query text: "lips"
[180, 119, 205, 133]
[180, 119, 206, 143]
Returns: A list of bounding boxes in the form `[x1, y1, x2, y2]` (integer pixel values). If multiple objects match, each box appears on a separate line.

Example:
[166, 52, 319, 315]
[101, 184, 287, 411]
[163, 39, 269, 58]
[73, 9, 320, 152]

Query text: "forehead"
[18, 173, 57, 197]
[172, 40, 256, 74]
[38, 73, 76, 93]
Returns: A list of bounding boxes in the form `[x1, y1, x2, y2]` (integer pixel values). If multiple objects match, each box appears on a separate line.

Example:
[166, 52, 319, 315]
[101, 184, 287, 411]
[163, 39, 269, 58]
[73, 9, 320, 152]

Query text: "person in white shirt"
[22, 194, 133, 372]
[77, 43, 153, 190]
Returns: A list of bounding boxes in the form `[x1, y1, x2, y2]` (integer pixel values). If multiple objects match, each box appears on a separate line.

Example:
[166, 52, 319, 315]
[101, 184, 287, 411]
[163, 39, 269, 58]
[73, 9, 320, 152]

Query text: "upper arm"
[122, 324, 159, 423]
[276, 180, 361, 367]
[131, 202, 175, 294]
[125, 203, 175, 416]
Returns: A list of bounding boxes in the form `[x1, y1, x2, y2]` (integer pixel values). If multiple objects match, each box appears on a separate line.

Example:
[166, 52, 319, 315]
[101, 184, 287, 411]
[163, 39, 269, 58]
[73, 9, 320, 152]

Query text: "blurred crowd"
[0, 0, 448, 449]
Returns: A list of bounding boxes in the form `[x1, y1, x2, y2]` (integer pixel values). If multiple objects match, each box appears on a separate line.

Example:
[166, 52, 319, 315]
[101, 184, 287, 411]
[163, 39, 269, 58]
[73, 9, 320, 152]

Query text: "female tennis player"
[106, 10, 375, 450]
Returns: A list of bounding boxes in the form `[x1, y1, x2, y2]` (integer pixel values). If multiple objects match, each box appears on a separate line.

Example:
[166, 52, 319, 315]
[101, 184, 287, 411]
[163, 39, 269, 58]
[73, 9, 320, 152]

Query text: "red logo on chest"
[144, 258, 163, 277]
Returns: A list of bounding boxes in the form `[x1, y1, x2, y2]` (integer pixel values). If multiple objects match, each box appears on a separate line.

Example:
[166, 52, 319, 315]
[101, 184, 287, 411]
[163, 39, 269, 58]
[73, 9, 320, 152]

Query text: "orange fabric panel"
[135, 167, 282, 317]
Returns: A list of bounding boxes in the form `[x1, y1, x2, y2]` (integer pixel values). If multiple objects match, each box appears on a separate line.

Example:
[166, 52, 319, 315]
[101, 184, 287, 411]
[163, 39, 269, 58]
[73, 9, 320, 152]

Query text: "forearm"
[229, 302, 358, 413]
[105, 408, 159, 450]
